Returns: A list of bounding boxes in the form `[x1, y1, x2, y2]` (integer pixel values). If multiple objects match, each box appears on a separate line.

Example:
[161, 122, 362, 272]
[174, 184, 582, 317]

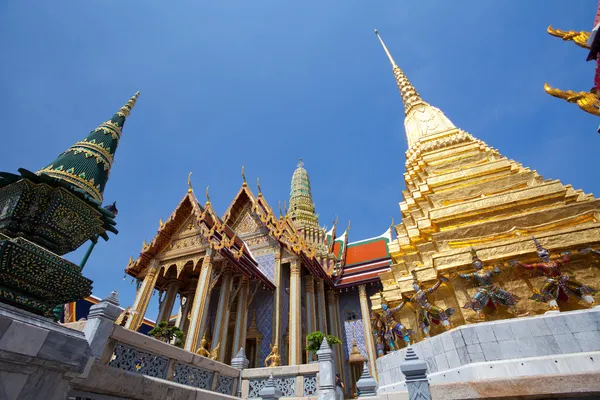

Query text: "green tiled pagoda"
[0, 92, 139, 316]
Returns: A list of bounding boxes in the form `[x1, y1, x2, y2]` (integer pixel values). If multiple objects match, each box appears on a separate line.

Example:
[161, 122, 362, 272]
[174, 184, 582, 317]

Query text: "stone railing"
[240, 364, 319, 399]
[101, 325, 240, 395]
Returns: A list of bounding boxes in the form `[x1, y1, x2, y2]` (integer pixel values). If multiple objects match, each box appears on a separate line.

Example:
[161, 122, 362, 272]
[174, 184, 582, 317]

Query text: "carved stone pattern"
[407, 380, 432, 400]
[215, 375, 235, 395]
[108, 343, 168, 379]
[304, 374, 317, 396]
[172, 363, 214, 389]
[248, 376, 295, 398]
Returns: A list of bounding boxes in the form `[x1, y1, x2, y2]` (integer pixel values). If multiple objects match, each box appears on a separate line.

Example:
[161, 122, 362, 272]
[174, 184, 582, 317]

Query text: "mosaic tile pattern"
[253, 287, 274, 363]
[281, 264, 290, 365]
[339, 291, 367, 393]
[255, 253, 275, 284]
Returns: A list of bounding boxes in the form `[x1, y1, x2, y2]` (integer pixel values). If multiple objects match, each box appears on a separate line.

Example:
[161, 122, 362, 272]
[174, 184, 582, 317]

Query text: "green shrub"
[306, 331, 342, 353]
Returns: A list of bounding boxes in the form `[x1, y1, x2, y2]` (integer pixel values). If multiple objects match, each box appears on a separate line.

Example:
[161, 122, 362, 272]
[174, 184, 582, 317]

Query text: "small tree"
[306, 331, 342, 353]
[148, 321, 186, 348]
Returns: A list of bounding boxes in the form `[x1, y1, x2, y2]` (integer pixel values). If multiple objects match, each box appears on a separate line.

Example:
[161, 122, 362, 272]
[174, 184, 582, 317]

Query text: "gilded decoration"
[372, 30, 600, 343]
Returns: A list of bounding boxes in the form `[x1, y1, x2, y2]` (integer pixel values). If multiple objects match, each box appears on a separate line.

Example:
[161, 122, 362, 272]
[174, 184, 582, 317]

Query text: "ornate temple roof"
[126, 188, 274, 289]
[335, 227, 393, 288]
[288, 159, 320, 231]
[38, 92, 139, 202]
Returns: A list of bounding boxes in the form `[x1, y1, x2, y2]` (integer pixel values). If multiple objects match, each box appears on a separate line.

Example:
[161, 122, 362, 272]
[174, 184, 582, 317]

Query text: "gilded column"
[288, 259, 302, 365]
[212, 265, 234, 361]
[304, 275, 317, 361]
[315, 278, 327, 332]
[156, 279, 180, 323]
[125, 259, 160, 331]
[272, 250, 283, 352]
[231, 277, 250, 359]
[358, 284, 378, 380]
[184, 251, 214, 351]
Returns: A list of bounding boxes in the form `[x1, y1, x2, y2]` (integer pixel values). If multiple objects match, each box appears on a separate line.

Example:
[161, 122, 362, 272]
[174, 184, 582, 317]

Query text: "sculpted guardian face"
[412, 283, 420, 292]
[473, 260, 483, 270]
[537, 248, 550, 262]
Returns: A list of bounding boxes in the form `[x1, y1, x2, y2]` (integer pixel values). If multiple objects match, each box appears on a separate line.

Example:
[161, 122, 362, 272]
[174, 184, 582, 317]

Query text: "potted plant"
[307, 331, 341, 362]
[148, 321, 186, 348]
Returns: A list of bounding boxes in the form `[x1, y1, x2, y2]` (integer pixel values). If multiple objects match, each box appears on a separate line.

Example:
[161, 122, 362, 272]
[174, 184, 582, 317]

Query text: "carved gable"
[166, 215, 206, 252]
[232, 203, 262, 235]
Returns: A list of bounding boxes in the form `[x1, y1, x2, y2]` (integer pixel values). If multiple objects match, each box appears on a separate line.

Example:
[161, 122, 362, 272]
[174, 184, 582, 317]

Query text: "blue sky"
[1, 1, 598, 319]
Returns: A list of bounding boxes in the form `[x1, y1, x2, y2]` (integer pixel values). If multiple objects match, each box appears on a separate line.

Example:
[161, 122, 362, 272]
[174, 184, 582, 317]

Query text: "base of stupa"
[377, 307, 600, 397]
[0, 233, 92, 317]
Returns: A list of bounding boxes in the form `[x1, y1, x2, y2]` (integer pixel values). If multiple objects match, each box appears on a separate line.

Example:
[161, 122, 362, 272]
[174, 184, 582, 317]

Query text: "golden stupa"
[372, 30, 600, 336]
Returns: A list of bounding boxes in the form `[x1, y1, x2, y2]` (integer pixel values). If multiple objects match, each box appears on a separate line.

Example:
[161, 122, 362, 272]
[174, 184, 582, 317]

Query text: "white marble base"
[376, 307, 600, 394]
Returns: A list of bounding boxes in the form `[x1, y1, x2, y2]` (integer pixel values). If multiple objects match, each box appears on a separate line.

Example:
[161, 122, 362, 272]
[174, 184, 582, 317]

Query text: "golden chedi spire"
[288, 158, 320, 232]
[373, 31, 600, 321]
[374, 29, 456, 148]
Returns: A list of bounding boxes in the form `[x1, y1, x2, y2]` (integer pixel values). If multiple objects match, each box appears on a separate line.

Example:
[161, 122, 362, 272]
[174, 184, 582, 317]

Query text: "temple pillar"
[327, 289, 344, 380]
[358, 284, 378, 380]
[231, 277, 250, 360]
[212, 265, 234, 362]
[157, 279, 180, 323]
[178, 280, 196, 332]
[255, 336, 263, 367]
[315, 278, 327, 332]
[272, 251, 283, 352]
[304, 275, 317, 361]
[288, 259, 302, 365]
[125, 259, 160, 331]
[184, 251, 214, 351]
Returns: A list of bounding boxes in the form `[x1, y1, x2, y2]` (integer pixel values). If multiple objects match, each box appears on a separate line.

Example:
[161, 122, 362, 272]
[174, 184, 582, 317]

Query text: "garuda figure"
[378, 293, 413, 350]
[370, 312, 387, 357]
[515, 237, 597, 310]
[408, 271, 454, 337]
[459, 247, 525, 321]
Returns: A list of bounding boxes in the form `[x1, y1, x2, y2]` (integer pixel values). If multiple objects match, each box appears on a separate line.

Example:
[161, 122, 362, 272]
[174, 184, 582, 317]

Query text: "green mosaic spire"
[37, 92, 140, 202]
[288, 158, 319, 231]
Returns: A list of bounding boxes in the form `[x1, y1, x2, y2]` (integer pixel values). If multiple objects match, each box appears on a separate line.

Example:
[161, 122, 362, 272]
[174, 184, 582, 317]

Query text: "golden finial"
[242, 165, 247, 187]
[333, 215, 339, 228]
[278, 201, 282, 218]
[544, 83, 600, 117]
[283, 200, 287, 214]
[142, 239, 147, 249]
[389, 216, 395, 233]
[547, 25, 590, 49]
[374, 29, 397, 67]
[159, 218, 164, 228]
[115, 91, 140, 118]
[187, 172, 193, 193]
[297, 157, 304, 168]
[128, 256, 133, 265]
[206, 186, 211, 204]
[257, 177, 262, 196]
[347, 220, 351, 232]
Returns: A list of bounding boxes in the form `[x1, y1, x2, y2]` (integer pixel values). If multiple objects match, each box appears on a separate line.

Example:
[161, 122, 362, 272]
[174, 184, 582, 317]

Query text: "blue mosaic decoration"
[281, 263, 290, 364]
[339, 291, 367, 393]
[253, 287, 273, 364]
[255, 253, 275, 284]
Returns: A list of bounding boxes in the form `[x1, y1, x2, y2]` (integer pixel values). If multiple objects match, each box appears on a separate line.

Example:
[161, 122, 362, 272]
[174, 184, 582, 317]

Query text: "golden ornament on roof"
[547, 25, 590, 49]
[544, 83, 600, 117]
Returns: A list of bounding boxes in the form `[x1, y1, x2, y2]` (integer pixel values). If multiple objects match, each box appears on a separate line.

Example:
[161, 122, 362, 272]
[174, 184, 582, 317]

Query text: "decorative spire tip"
[297, 157, 304, 168]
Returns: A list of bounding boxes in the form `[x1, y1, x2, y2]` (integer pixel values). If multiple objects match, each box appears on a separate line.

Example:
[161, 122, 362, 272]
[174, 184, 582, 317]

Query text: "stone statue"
[408, 271, 454, 337]
[378, 293, 413, 350]
[264, 344, 281, 367]
[196, 332, 211, 358]
[209, 343, 220, 361]
[514, 236, 597, 310]
[459, 247, 526, 321]
[370, 312, 386, 357]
